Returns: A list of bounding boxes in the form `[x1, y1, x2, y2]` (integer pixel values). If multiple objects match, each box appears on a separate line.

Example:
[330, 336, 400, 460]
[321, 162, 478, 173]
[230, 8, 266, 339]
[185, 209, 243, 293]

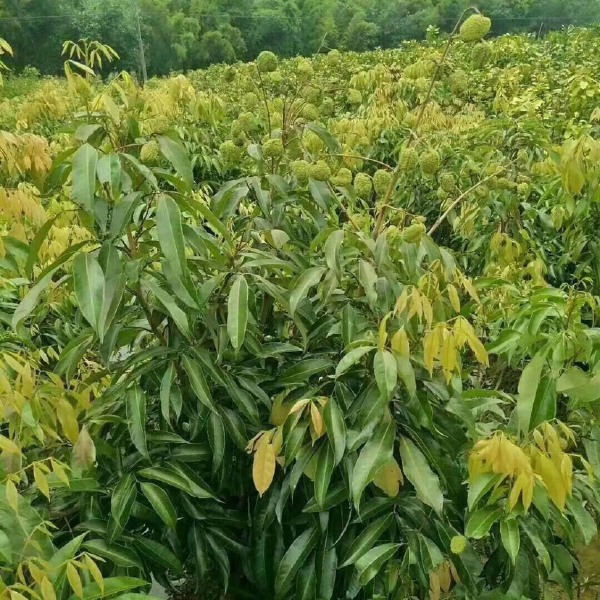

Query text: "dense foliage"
[3, 13, 600, 600]
[1, 0, 600, 75]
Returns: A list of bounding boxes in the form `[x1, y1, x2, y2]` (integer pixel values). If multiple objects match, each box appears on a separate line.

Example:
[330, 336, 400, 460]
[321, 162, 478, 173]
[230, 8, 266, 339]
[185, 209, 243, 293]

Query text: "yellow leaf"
[440, 330, 457, 383]
[28, 562, 46, 585]
[421, 295, 433, 327]
[310, 403, 325, 439]
[423, 328, 440, 376]
[460, 275, 480, 303]
[271, 428, 283, 457]
[252, 436, 276, 496]
[534, 453, 567, 511]
[66, 563, 83, 599]
[373, 459, 403, 497]
[40, 577, 56, 600]
[34, 465, 50, 499]
[378, 314, 391, 351]
[439, 562, 452, 593]
[447, 284, 461, 313]
[289, 398, 311, 415]
[395, 288, 409, 315]
[465, 330, 489, 367]
[72, 426, 96, 470]
[51, 459, 70, 486]
[429, 571, 441, 600]
[84, 555, 104, 593]
[11, 592, 29, 600]
[270, 392, 290, 426]
[391, 328, 410, 359]
[0, 436, 21, 456]
[5, 480, 19, 512]
[56, 399, 79, 444]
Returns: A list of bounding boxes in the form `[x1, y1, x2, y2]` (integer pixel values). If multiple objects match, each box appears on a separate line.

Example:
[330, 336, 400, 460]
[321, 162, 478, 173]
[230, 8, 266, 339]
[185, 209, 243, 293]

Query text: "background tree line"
[1, 0, 599, 77]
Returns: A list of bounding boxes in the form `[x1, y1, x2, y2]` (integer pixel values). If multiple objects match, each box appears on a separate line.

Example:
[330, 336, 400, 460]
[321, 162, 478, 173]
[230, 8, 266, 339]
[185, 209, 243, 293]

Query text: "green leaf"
[315, 442, 335, 507]
[71, 143, 98, 212]
[138, 465, 215, 499]
[73, 253, 105, 337]
[156, 195, 188, 282]
[355, 543, 399, 586]
[83, 540, 142, 569]
[182, 355, 217, 413]
[516, 354, 545, 434]
[25, 215, 59, 279]
[584, 427, 600, 479]
[67, 577, 148, 600]
[275, 528, 319, 600]
[290, 266, 326, 317]
[324, 230, 344, 277]
[12, 242, 87, 329]
[110, 473, 137, 541]
[323, 398, 346, 465]
[341, 513, 394, 567]
[399, 437, 443, 515]
[465, 506, 503, 539]
[500, 519, 520, 564]
[160, 363, 175, 424]
[144, 277, 191, 339]
[208, 412, 225, 473]
[358, 260, 378, 307]
[140, 482, 177, 529]
[567, 497, 597, 545]
[134, 538, 184, 575]
[97, 152, 121, 195]
[468, 473, 502, 510]
[295, 559, 316, 600]
[351, 420, 395, 507]
[335, 346, 376, 378]
[557, 367, 600, 403]
[158, 135, 193, 190]
[278, 359, 333, 386]
[126, 386, 148, 458]
[227, 274, 249, 351]
[374, 350, 397, 400]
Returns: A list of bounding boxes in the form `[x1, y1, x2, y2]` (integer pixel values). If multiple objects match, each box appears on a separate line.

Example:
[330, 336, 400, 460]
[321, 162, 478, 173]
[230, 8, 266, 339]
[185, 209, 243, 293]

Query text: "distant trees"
[0, 0, 599, 76]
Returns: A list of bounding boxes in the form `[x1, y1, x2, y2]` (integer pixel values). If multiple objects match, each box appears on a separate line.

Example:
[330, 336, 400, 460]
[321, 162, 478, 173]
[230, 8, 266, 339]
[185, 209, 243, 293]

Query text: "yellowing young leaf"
[83, 555, 104, 593]
[421, 295, 433, 327]
[373, 459, 403, 497]
[395, 289, 409, 315]
[72, 426, 96, 470]
[270, 392, 290, 426]
[0, 436, 21, 455]
[56, 399, 79, 444]
[391, 328, 410, 358]
[5, 480, 19, 511]
[534, 453, 567, 511]
[440, 330, 457, 382]
[34, 465, 50, 499]
[310, 403, 325, 439]
[66, 563, 83, 599]
[253, 436, 276, 496]
[447, 284, 461, 313]
[378, 313, 390, 351]
[40, 577, 56, 600]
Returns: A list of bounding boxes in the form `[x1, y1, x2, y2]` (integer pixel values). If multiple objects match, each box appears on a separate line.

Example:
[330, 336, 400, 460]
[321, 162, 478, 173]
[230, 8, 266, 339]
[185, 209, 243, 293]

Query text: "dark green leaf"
[126, 386, 148, 458]
[140, 482, 177, 529]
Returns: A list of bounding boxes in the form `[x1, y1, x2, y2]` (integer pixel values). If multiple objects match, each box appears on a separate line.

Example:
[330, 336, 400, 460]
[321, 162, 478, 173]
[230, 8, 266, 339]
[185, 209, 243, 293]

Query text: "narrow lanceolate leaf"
[315, 442, 335, 507]
[227, 275, 249, 351]
[110, 474, 136, 541]
[126, 386, 148, 458]
[399, 437, 443, 515]
[71, 143, 98, 212]
[140, 482, 177, 529]
[156, 195, 188, 282]
[182, 355, 217, 413]
[73, 253, 105, 337]
[465, 506, 503, 539]
[374, 350, 397, 400]
[351, 420, 395, 508]
[134, 538, 184, 575]
[66, 577, 147, 600]
[355, 543, 400, 586]
[500, 519, 520, 564]
[144, 278, 191, 339]
[158, 135, 193, 189]
[289, 266, 326, 316]
[341, 513, 394, 567]
[274, 528, 319, 600]
[25, 215, 59, 279]
[323, 398, 346, 465]
[83, 540, 142, 569]
[517, 354, 546, 434]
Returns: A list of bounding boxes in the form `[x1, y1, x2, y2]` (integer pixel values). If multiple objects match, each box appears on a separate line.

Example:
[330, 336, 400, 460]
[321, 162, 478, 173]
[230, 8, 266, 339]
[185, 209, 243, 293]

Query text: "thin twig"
[427, 169, 505, 237]
[327, 153, 393, 170]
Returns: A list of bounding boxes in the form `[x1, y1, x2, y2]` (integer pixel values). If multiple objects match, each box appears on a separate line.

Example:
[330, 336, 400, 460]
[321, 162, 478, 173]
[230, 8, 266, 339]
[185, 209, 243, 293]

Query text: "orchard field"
[2, 13, 600, 600]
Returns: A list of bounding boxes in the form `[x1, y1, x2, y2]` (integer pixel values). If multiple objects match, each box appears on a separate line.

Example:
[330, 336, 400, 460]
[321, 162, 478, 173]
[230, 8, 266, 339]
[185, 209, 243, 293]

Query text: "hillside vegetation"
[2, 15, 600, 600]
